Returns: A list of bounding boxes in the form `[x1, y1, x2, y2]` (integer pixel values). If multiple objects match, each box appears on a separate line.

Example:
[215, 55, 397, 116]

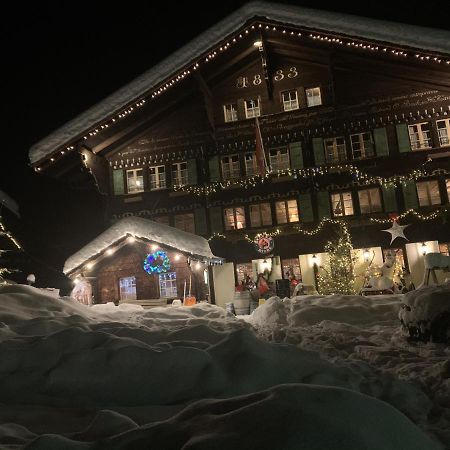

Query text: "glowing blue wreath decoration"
[143, 250, 171, 274]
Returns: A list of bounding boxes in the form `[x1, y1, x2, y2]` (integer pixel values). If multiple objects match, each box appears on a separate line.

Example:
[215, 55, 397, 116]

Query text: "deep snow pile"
[0, 285, 446, 449]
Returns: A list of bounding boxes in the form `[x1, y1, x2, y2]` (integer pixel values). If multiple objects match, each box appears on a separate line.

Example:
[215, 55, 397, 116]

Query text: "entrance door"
[119, 276, 137, 301]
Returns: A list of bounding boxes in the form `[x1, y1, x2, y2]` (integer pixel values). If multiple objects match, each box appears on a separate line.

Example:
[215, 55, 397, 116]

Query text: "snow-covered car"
[398, 282, 450, 343]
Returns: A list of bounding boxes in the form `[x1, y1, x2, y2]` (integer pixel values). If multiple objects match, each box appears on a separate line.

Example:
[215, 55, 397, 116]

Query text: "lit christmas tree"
[317, 222, 357, 295]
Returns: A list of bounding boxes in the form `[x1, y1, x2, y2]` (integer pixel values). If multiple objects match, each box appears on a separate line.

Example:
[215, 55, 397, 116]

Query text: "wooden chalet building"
[29, 2, 450, 304]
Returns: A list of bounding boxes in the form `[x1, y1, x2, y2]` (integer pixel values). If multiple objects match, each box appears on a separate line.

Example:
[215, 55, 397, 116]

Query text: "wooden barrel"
[233, 291, 251, 315]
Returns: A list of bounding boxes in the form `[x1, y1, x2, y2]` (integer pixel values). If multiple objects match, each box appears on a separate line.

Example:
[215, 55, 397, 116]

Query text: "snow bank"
[0, 285, 445, 449]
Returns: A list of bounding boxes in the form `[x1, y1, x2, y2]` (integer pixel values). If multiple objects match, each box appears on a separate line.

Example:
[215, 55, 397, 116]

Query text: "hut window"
[172, 162, 188, 187]
[223, 103, 238, 122]
[126, 169, 144, 194]
[119, 276, 137, 301]
[249, 203, 272, 227]
[416, 180, 441, 206]
[159, 272, 177, 298]
[244, 98, 261, 118]
[245, 152, 258, 176]
[269, 147, 290, 171]
[224, 207, 246, 230]
[350, 132, 374, 159]
[149, 165, 166, 190]
[305, 87, 322, 107]
[331, 191, 354, 217]
[408, 123, 432, 150]
[282, 90, 299, 111]
[221, 155, 240, 180]
[358, 188, 382, 213]
[324, 137, 346, 163]
[437, 119, 450, 146]
[439, 243, 450, 256]
[174, 213, 195, 233]
[275, 200, 299, 224]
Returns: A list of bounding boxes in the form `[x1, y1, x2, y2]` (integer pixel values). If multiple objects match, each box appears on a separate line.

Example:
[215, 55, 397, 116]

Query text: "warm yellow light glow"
[86, 262, 94, 269]
[127, 236, 135, 243]
[106, 248, 114, 255]
[363, 249, 371, 262]
[195, 262, 201, 270]
[421, 242, 428, 256]
[174, 254, 181, 261]
[73, 278, 80, 285]
[253, 40, 263, 47]
[151, 244, 158, 251]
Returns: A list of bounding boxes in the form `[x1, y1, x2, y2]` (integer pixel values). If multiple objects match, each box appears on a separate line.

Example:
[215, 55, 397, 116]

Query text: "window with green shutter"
[208, 156, 220, 182]
[316, 191, 331, 218]
[373, 128, 389, 157]
[187, 159, 198, 185]
[381, 185, 397, 212]
[209, 206, 223, 233]
[112, 169, 125, 195]
[298, 193, 314, 222]
[194, 208, 207, 235]
[402, 181, 419, 209]
[396, 124, 411, 153]
[312, 138, 325, 165]
[289, 141, 303, 169]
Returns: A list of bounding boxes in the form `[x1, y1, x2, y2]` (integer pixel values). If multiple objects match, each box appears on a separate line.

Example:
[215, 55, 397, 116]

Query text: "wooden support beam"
[256, 35, 273, 100]
[194, 71, 215, 131]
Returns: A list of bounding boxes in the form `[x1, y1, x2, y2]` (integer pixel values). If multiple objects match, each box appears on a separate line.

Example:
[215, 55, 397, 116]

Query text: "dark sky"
[2, 0, 450, 285]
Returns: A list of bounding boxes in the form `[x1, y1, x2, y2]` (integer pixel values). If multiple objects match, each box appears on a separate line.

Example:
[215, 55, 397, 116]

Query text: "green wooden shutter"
[402, 181, 419, 209]
[194, 208, 207, 235]
[208, 155, 220, 182]
[209, 206, 223, 233]
[382, 185, 398, 212]
[312, 138, 325, 165]
[298, 193, 314, 222]
[187, 159, 197, 185]
[113, 169, 125, 195]
[396, 124, 411, 153]
[373, 127, 389, 157]
[289, 141, 304, 169]
[316, 191, 331, 218]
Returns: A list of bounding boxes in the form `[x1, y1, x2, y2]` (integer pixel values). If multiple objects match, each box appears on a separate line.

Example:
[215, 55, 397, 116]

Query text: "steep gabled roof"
[29, 1, 450, 166]
[63, 216, 221, 275]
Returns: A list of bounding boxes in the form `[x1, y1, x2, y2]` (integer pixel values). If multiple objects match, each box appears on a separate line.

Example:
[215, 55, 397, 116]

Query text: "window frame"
[119, 276, 137, 301]
[331, 191, 354, 217]
[244, 98, 261, 119]
[408, 122, 432, 150]
[436, 119, 450, 147]
[244, 152, 258, 177]
[172, 161, 188, 187]
[281, 90, 299, 111]
[223, 103, 238, 123]
[174, 213, 195, 233]
[350, 132, 374, 159]
[126, 168, 144, 194]
[249, 202, 272, 227]
[324, 137, 347, 163]
[416, 180, 441, 207]
[269, 147, 290, 172]
[275, 199, 299, 224]
[305, 87, 322, 107]
[159, 272, 178, 298]
[149, 165, 166, 190]
[221, 154, 241, 180]
[358, 187, 382, 214]
[223, 206, 246, 230]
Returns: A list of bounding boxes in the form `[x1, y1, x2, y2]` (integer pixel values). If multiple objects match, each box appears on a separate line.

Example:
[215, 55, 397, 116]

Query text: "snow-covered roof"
[0, 190, 19, 218]
[29, 1, 450, 166]
[63, 216, 221, 275]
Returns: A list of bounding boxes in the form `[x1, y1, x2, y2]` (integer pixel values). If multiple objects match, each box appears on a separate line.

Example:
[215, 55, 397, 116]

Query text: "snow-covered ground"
[0, 284, 448, 449]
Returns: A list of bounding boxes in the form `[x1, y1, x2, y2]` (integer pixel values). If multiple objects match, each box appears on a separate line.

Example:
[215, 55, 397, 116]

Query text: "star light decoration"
[382, 220, 410, 244]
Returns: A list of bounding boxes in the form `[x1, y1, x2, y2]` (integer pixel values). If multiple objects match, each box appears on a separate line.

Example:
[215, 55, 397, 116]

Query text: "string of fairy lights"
[0, 220, 22, 250]
[369, 206, 450, 224]
[33, 19, 450, 171]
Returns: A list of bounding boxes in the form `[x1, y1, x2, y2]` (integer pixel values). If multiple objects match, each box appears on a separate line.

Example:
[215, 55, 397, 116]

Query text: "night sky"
[3, 0, 449, 287]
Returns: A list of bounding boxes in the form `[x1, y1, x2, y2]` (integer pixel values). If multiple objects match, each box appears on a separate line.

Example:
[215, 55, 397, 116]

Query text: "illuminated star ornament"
[382, 220, 410, 244]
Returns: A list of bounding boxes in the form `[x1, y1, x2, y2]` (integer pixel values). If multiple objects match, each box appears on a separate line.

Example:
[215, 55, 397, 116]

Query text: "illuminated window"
[223, 103, 238, 122]
[119, 276, 137, 301]
[383, 248, 407, 270]
[174, 213, 195, 233]
[305, 87, 322, 107]
[126, 169, 144, 193]
[245, 152, 258, 176]
[149, 165, 166, 190]
[244, 98, 261, 118]
[446, 179, 450, 202]
[436, 119, 450, 146]
[249, 203, 272, 227]
[350, 132, 374, 159]
[331, 191, 354, 216]
[281, 90, 299, 111]
[159, 272, 177, 298]
[282, 258, 302, 282]
[439, 243, 450, 256]
[358, 188, 382, 213]
[172, 162, 188, 187]
[224, 207, 246, 230]
[269, 147, 290, 171]
[408, 123, 432, 150]
[275, 200, 299, 224]
[236, 263, 253, 283]
[416, 180, 441, 206]
[324, 137, 346, 163]
[221, 155, 240, 180]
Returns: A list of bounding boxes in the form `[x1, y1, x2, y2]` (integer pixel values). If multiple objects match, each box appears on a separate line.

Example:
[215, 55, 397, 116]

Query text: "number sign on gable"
[236, 67, 298, 88]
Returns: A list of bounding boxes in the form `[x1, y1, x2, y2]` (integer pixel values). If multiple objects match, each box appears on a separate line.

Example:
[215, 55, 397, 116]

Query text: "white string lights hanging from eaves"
[34, 20, 450, 171]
